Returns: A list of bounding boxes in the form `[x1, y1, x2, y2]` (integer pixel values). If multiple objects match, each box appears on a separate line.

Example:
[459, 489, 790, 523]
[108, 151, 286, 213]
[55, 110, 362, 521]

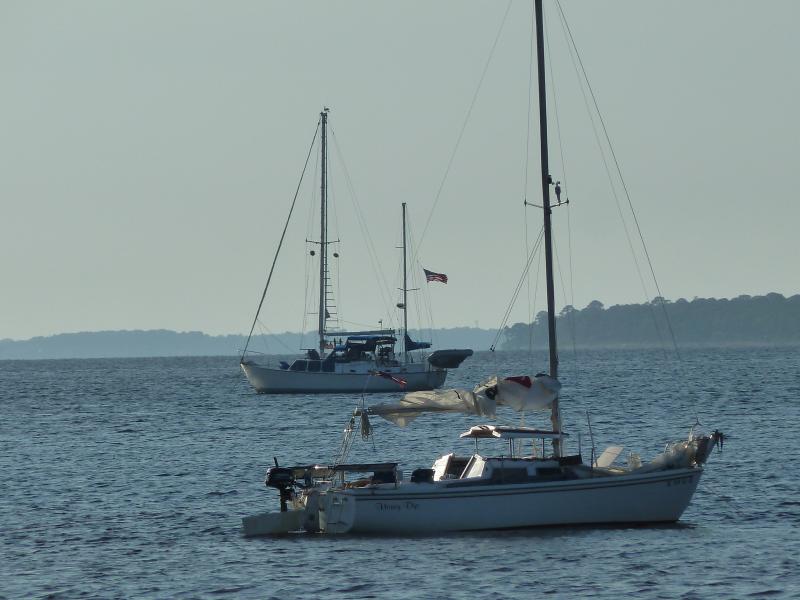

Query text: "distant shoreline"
[1, 341, 797, 363]
[0, 327, 494, 361]
[3, 293, 797, 360]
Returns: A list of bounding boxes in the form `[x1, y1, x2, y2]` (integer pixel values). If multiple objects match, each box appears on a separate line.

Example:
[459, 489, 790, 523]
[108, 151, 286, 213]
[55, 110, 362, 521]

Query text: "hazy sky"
[2, 0, 798, 341]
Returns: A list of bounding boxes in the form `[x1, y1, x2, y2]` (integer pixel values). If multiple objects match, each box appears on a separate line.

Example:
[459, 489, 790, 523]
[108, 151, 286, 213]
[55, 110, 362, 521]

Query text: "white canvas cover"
[368, 388, 496, 427]
[367, 374, 561, 427]
[489, 374, 561, 412]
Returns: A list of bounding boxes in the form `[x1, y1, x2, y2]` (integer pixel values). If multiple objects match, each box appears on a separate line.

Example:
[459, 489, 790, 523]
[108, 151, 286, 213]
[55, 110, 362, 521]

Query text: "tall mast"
[318, 108, 329, 355]
[402, 202, 408, 363]
[534, 0, 562, 454]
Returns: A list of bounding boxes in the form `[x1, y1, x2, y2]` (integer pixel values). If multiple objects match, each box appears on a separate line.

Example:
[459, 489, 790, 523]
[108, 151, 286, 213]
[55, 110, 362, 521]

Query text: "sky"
[2, 0, 798, 341]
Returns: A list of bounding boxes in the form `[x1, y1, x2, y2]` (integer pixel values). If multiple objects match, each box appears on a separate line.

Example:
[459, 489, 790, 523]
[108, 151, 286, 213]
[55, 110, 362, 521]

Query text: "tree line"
[502, 293, 800, 349]
[0, 327, 495, 360]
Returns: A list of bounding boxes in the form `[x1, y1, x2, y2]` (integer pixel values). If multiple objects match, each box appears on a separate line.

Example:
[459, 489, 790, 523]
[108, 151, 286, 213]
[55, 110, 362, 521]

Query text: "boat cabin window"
[321, 358, 335, 372]
[371, 470, 397, 484]
[489, 467, 530, 484]
[289, 360, 307, 372]
[307, 360, 320, 373]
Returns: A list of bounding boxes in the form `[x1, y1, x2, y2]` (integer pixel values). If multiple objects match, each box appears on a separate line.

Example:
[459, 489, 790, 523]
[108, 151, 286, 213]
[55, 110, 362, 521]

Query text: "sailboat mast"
[402, 202, 408, 363]
[534, 0, 562, 452]
[318, 109, 329, 355]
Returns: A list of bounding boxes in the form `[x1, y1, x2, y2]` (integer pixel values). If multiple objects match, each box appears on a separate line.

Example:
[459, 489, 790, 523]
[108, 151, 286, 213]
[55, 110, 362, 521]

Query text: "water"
[2, 347, 799, 599]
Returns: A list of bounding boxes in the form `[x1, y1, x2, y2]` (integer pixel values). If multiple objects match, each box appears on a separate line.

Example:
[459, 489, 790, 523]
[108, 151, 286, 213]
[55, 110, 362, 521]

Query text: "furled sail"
[367, 388, 496, 427]
[366, 374, 561, 427]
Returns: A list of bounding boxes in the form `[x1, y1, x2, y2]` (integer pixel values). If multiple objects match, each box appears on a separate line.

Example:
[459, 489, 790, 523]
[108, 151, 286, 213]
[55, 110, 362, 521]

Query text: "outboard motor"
[265, 461, 296, 512]
[410, 468, 434, 483]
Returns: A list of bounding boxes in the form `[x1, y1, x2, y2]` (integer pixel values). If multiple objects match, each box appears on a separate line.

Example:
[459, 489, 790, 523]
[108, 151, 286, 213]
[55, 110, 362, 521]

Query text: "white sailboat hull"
[241, 362, 447, 394]
[319, 467, 703, 534]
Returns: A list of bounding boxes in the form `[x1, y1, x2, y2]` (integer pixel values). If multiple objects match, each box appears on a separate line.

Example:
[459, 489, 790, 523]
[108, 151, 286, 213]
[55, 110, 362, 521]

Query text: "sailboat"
[240, 110, 471, 394]
[241, 1, 723, 535]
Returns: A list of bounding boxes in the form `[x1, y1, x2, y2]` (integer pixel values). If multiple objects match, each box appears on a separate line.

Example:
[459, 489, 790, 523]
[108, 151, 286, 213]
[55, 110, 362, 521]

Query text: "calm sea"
[2, 347, 799, 599]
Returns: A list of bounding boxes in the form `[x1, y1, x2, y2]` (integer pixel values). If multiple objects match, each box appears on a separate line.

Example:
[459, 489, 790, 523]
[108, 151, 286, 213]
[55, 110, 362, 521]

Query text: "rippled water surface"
[2, 347, 799, 598]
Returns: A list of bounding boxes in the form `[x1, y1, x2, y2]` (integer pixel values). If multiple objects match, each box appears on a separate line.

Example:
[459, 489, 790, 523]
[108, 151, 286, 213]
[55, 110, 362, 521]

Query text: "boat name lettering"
[666, 476, 693, 487]
[376, 501, 419, 511]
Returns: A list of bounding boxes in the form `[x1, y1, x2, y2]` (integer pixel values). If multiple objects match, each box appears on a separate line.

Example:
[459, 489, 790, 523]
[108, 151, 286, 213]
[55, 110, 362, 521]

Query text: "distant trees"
[2, 295, 798, 359]
[501, 293, 800, 349]
[0, 326, 499, 360]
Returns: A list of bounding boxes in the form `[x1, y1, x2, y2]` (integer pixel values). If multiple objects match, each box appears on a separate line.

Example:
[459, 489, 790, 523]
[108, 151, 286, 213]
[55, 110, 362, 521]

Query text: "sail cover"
[367, 374, 561, 427]
[368, 388, 495, 427]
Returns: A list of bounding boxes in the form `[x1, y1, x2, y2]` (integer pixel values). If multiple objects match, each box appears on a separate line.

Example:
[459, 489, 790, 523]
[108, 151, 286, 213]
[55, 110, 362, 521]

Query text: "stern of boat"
[319, 491, 356, 534]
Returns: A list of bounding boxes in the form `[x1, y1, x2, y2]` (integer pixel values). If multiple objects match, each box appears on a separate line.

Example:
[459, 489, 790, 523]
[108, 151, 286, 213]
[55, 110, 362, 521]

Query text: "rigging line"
[304, 142, 320, 282]
[523, 0, 535, 202]
[306, 139, 320, 236]
[404, 218, 424, 339]
[554, 4, 668, 361]
[565, 204, 579, 380]
[330, 245, 342, 333]
[556, 6, 694, 421]
[551, 226, 579, 376]
[545, 2, 579, 374]
[413, 0, 513, 264]
[545, 2, 582, 370]
[241, 119, 320, 361]
[301, 244, 311, 346]
[491, 226, 545, 351]
[337, 239, 343, 331]
[413, 230, 436, 342]
[512, 221, 544, 359]
[554, 5, 644, 300]
[500, 227, 544, 351]
[338, 318, 383, 329]
[254, 320, 296, 354]
[545, 3, 570, 198]
[334, 416, 357, 466]
[532, 236, 543, 346]
[301, 137, 321, 346]
[403, 221, 428, 346]
[408, 220, 435, 344]
[524, 203, 533, 355]
[326, 149, 341, 329]
[555, 0, 681, 362]
[514, 228, 544, 360]
[324, 139, 334, 335]
[404, 224, 422, 341]
[524, 4, 546, 357]
[523, 4, 535, 357]
[403, 219, 421, 331]
[392, 219, 404, 330]
[329, 128, 398, 332]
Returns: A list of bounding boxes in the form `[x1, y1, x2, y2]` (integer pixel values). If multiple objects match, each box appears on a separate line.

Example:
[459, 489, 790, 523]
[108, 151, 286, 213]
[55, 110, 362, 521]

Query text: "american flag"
[423, 268, 448, 284]
[371, 371, 407, 387]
